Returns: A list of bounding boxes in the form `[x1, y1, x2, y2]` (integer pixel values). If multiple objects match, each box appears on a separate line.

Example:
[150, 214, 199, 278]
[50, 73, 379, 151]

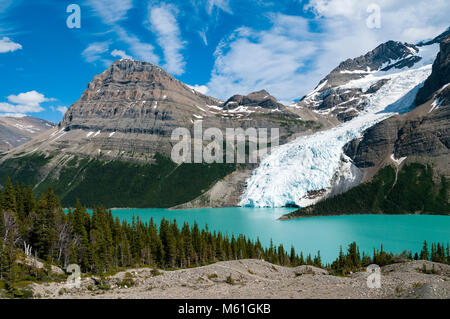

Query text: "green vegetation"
[285, 164, 450, 218]
[0, 154, 52, 187]
[0, 153, 236, 208]
[0, 178, 448, 298]
[330, 240, 450, 276]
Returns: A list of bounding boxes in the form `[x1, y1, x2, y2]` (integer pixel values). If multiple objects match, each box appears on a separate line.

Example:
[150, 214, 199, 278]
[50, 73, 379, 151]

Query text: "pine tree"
[1, 177, 16, 212]
[420, 241, 429, 260]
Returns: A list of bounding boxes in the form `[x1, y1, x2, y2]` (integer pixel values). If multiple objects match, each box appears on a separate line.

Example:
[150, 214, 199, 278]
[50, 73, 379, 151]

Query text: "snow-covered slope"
[239, 44, 439, 208]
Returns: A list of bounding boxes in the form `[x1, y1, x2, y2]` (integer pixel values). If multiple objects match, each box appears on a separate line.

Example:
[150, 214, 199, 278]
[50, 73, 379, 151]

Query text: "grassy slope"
[284, 163, 450, 219]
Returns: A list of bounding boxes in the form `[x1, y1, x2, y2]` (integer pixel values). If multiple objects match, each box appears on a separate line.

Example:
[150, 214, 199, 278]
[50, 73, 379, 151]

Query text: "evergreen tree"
[1, 177, 16, 212]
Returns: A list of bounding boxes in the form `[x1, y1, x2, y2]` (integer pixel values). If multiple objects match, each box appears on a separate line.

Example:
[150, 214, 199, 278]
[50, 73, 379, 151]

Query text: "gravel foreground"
[31, 259, 450, 299]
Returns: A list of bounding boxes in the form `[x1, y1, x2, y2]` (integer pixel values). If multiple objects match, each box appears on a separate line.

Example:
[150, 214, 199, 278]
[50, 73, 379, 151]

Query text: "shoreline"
[278, 212, 450, 221]
[64, 206, 450, 220]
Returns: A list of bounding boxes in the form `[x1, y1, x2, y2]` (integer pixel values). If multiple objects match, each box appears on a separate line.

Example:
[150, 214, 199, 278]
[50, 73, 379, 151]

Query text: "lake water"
[107, 207, 450, 263]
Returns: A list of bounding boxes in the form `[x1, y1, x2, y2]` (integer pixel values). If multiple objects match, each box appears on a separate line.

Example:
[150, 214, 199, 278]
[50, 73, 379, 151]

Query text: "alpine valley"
[0, 29, 449, 216]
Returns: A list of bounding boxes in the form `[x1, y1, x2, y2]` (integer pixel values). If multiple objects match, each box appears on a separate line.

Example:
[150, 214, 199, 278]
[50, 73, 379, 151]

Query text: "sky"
[0, 0, 449, 122]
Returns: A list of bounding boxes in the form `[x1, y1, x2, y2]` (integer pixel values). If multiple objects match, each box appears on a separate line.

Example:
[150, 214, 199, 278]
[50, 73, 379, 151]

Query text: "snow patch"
[391, 154, 407, 165]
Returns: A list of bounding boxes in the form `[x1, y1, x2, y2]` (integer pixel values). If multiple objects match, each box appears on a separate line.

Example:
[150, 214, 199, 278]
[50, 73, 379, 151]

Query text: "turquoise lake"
[102, 207, 450, 263]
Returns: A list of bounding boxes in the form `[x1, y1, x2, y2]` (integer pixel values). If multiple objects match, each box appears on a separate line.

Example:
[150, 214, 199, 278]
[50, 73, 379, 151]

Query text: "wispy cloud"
[85, 0, 159, 65]
[82, 41, 112, 66]
[206, 0, 233, 15]
[56, 106, 68, 115]
[0, 37, 22, 53]
[114, 26, 159, 64]
[198, 29, 208, 46]
[111, 49, 132, 60]
[148, 4, 186, 75]
[86, 0, 133, 25]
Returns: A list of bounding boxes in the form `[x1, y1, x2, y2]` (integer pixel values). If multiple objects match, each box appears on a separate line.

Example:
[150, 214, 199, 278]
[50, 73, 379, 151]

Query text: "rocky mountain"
[344, 35, 450, 181]
[40, 59, 330, 160]
[222, 90, 285, 111]
[294, 37, 439, 122]
[415, 36, 450, 106]
[0, 60, 333, 208]
[0, 116, 54, 152]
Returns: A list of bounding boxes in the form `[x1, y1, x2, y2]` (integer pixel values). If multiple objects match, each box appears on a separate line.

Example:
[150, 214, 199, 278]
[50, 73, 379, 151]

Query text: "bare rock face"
[0, 116, 54, 152]
[295, 41, 423, 122]
[345, 106, 449, 175]
[415, 35, 450, 105]
[62, 60, 220, 136]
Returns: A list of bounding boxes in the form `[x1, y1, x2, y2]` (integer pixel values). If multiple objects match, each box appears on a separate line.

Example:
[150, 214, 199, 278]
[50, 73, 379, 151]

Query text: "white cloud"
[188, 84, 209, 95]
[56, 106, 68, 115]
[148, 4, 186, 75]
[0, 102, 43, 114]
[208, 14, 320, 101]
[0, 112, 27, 118]
[0, 91, 54, 115]
[82, 42, 111, 66]
[206, 0, 232, 15]
[85, 0, 158, 65]
[208, 1, 450, 102]
[8, 91, 52, 107]
[111, 49, 133, 60]
[305, 0, 450, 43]
[86, 0, 133, 25]
[198, 29, 208, 46]
[114, 26, 160, 64]
[0, 37, 22, 53]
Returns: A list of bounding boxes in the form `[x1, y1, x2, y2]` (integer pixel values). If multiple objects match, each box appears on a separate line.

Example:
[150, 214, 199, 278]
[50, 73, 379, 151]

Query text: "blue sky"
[0, 0, 449, 122]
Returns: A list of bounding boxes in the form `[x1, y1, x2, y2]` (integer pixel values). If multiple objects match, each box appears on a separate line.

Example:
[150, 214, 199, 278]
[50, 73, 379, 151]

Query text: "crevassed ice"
[239, 62, 434, 208]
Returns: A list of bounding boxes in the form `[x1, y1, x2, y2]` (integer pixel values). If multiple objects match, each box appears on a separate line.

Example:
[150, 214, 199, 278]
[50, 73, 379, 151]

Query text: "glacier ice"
[239, 60, 435, 208]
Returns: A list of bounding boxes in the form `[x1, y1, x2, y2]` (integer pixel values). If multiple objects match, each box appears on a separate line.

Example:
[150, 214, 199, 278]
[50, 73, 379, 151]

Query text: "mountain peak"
[222, 90, 284, 110]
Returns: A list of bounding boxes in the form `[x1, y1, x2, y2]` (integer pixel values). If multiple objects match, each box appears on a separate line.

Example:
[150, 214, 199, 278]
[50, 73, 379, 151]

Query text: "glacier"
[239, 46, 438, 208]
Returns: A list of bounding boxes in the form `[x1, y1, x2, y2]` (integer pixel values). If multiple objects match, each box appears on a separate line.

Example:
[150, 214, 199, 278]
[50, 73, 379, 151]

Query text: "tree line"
[0, 177, 449, 287]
